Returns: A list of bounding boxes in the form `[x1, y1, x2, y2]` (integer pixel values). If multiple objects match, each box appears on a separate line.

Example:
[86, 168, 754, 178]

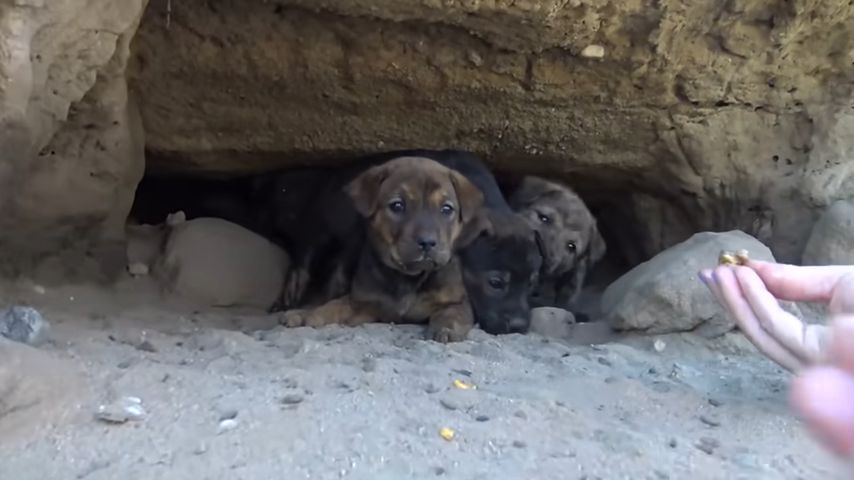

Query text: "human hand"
[699, 261, 854, 456]
[698, 260, 854, 372]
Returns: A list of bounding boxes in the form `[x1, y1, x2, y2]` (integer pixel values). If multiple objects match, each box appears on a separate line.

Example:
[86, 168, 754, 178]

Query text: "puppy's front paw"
[281, 309, 308, 328]
[268, 295, 285, 313]
[428, 326, 468, 344]
[282, 268, 311, 309]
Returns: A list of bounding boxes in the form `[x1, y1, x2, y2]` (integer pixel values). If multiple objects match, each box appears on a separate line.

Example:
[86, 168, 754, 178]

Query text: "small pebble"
[217, 418, 238, 434]
[116, 359, 134, 369]
[514, 410, 527, 420]
[597, 357, 612, 366]
[651, 381, 672, 393]
[434, 466, 447, 475]
[96, 405, 132, 424]
[361, 356, 377, 372]
[668, 438, 678, 448]
[653, 339, 666, 352]
[728, 450, 762, 469]
[281, 394, 304, 405]
[219, 409, 239, 421]
[439, 399, 459, 411]
[708, 398, 724, 407]
[95, 397, 146, 424]
[136, 340, 157, 352]
[475, 415, 490, 422]
[127, 262, 149, 276]
[0, 306, 50, 346]
[700, 415, 721, 427]
[512, 440, 526, 448]
[424, 383, 440, 394]
[696, 437, 720, 455]
[193, 443, 208, 455]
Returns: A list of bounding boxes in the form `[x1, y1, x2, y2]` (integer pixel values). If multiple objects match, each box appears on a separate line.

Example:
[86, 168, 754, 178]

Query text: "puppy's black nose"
[417, 236, 438, 251]
[508, 317, 530, 334]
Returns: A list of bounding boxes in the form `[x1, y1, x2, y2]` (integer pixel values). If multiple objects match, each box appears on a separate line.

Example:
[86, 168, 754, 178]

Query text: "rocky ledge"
[0, 0, 853, 281]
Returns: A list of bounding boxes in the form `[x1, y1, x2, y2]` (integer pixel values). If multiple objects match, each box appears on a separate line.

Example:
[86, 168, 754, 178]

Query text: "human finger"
[747, 260, 854, 304]
[790, 366, 854, 456]
[734, 266, 829, 365]
[699, 268, 725, 304]
[829, 314, 854, 375]
[712, 266, 805, 372]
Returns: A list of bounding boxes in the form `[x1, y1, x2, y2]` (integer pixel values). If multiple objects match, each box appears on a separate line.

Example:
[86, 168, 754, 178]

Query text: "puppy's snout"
[508, 317, 530, 334]
[417, 234, 438, 252]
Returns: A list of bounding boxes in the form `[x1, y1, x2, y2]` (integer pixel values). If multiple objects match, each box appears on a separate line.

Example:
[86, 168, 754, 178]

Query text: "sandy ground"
[0, 275, 847, 480]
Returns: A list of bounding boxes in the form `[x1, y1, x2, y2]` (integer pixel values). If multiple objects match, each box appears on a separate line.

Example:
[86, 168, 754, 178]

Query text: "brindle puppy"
[507, 176, 606, 310]
[277, 149, 543, 335]
[281, 157, 485, 343]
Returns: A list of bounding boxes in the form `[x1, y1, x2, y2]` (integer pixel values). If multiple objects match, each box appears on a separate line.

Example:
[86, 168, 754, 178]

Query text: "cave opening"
[130, 150, 641, 321]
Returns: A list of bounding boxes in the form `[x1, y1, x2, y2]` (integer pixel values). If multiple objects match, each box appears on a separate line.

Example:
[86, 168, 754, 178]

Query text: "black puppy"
[131, 174, 262, 232]
[278, 149, 544, 336]
[131, 169, 329, 255]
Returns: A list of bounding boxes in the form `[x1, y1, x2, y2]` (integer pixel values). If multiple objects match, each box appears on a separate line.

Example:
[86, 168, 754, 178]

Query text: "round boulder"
[601, 230, 802, 338]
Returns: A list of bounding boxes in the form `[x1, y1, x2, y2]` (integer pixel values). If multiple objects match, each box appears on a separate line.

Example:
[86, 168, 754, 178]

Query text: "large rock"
[0, 0, 148, 282]
[802, 200, 854, 266]
[153, 217, 290, 310]
[601, 230, 802, 338]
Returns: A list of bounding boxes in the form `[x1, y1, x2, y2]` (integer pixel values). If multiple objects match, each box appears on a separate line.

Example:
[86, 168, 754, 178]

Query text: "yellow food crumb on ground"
[453, 379, 476, 390]
[439, 427, 455, 441]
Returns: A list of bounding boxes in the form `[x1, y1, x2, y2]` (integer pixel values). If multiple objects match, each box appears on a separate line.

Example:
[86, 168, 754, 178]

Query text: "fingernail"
[698, 272, 709, 285]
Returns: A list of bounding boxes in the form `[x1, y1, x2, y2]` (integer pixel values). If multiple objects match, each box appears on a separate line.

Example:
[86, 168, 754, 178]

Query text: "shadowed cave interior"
[129, 150, 641, 322]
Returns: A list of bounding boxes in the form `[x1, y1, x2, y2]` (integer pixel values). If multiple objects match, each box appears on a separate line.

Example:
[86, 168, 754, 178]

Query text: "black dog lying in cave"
[130, 169, 329, 256]
[274, 149, 546, 336]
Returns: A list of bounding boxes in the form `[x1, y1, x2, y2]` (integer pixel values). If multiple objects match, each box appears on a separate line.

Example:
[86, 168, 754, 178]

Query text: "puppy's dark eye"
[487, 277, 505, 290]
[440, 203, 455, 215]
[537, 213, 551, 224]
[388, 200, 405, 213]
[567, 241, 577, 252]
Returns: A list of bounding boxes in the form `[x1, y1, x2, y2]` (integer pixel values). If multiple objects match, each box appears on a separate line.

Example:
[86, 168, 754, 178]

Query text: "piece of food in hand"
[718, 249, 749, 266]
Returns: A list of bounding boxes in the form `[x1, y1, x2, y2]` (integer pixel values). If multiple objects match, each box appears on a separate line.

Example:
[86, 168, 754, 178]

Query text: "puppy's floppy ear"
[345, 164, 389, 217]
[587, 220, 607, 264]
[456, 209, 494, 249]
[508, 176, 563, 210]
[449, 170, 484, 224]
